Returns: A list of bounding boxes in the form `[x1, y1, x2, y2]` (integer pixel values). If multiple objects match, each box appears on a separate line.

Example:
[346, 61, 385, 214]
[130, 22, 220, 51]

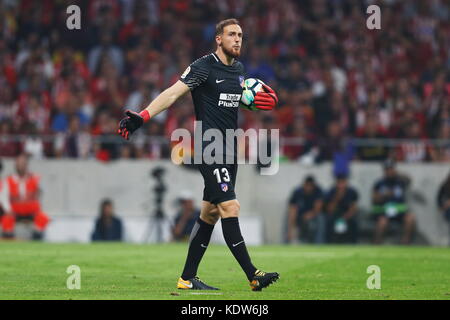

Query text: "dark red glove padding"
[254, 83, 278, 111]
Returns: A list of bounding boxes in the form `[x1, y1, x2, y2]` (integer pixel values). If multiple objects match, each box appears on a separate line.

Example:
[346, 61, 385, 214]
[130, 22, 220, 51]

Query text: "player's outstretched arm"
[118, 80, 190, 140]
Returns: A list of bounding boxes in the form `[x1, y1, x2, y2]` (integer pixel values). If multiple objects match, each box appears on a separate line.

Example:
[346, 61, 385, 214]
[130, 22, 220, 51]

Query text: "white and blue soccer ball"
[240, 78, 265, 111]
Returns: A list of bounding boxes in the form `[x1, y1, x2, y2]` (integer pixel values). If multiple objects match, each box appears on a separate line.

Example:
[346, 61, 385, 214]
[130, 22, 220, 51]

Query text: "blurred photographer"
[287, 176, 325, 244]
[91, 199, 123, 241]
[372, 160, 416, 244]
[324, 173, 359, 244]
[171, 191, 200, 242]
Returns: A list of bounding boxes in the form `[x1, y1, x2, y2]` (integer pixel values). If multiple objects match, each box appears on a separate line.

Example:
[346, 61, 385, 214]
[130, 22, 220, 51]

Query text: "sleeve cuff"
[139, 109, 151, 122]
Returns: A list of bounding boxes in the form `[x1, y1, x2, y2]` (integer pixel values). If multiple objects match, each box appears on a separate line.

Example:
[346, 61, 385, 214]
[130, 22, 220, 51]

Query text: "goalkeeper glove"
[253, 83, 278, 111]
[118, 109, 150, 140]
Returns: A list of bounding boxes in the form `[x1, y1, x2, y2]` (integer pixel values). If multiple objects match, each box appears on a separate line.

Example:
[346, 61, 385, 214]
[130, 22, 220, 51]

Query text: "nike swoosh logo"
[216, 79, 225, 83]
[178, 280, 193, 288]
[201, 244, 208, 248]
[232, 240, 244, 247]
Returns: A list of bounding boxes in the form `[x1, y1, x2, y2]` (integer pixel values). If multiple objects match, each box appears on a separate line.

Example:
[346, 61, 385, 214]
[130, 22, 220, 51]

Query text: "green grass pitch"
[1, 242, 449, 300]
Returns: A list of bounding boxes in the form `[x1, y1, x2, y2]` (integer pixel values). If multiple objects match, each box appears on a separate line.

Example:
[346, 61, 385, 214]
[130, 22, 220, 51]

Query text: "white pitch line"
[189, 292, 224, 295]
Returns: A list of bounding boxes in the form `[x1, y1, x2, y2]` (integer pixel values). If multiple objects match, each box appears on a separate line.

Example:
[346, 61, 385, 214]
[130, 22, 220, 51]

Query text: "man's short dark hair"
[335, 173, 348, 180]
[383, 159, 396, 169]
[304, 175, 315, 184]
[215, 18, 240, 36]
[101, 198, 113, 208]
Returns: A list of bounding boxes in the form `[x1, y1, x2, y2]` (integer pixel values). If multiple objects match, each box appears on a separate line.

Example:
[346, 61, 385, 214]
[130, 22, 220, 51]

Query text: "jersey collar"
[212, 52, 237, 67]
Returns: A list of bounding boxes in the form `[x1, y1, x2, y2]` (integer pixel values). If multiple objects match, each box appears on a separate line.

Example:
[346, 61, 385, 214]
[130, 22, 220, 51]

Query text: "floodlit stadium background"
[0, 0, 449, 245]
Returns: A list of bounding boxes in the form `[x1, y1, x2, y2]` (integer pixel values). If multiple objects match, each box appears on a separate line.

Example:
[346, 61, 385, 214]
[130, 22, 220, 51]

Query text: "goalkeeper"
[118, 19, 279, 291]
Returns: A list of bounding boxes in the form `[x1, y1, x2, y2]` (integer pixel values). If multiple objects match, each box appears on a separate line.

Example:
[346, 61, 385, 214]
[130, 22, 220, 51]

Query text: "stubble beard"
[221, 44, 241, 59]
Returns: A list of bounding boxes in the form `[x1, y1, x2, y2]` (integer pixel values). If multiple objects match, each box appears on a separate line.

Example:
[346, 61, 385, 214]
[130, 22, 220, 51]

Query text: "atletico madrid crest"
[239, 76, 245, 88]
[220, 183, 228, 192]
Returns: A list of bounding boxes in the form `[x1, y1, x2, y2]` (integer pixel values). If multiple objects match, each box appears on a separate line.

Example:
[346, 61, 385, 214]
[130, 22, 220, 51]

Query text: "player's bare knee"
[209, 206, 219, 215]
[204, 215, 218, 225]
[207, 211, 220, 224]
[218, 200, 240, 218]
[200, 210, 219, 225]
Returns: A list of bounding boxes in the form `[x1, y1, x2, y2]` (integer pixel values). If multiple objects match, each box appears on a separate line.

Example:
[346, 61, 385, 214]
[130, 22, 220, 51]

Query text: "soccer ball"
[240, 78, 265, 111]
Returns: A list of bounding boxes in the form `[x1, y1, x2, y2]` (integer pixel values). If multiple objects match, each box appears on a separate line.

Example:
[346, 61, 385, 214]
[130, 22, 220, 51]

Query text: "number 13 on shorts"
[213, 168, 231, 183]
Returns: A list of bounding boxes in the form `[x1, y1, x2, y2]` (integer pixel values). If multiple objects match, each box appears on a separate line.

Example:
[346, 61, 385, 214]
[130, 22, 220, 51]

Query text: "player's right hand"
[118, 110, 144, 140]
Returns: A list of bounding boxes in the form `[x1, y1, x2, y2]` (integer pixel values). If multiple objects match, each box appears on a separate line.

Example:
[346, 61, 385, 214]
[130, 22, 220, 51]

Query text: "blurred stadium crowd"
[0, 0, 449, 162]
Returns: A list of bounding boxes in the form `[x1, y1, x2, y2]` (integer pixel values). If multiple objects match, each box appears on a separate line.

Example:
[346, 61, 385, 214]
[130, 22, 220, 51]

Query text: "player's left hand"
[254, 83, 278, 111]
